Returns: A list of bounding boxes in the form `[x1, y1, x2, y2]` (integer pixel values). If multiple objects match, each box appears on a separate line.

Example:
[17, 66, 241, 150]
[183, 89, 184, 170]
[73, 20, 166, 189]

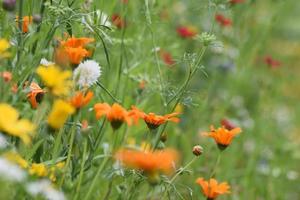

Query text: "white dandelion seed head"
[27, 179, 65, 200]
[0, 158, 27, 182]
[40, 58, 54, 66]
[73, 60, 101, 87]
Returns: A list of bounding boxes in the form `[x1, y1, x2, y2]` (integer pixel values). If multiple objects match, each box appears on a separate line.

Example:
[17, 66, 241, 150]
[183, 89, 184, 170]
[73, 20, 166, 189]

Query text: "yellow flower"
[36, 65, 73, 96]
[4, 152, 29, 169]
[0, 104, 36, 145]
[47, 100, 75, 129]
[0, 39, 11, 58]
[29, 163, 48, 177]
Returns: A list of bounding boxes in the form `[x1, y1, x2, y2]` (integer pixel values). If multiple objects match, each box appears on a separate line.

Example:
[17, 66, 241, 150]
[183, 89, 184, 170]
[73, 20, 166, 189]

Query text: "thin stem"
[209, 152, 222, 179]
[96, 81, 120, 103]
[16, 0, 24, 66]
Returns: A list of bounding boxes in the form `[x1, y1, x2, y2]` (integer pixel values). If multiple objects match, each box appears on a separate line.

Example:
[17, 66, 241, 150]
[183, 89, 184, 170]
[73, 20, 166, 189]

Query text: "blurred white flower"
[27, 179, 65, 200]
[40, 58, 54, 66]
[287, 170, 298, 180]
[0, 158, 26, 182]
[0, 133, 8, 149]
[73, 60, 101, 87]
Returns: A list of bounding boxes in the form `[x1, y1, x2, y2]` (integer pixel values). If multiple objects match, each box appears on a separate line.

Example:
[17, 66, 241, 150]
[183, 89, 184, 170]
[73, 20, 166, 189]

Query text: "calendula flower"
[0, 104, 35, 145]
[29, 163, 48, 177]
[115, 148, 178, 181]
[264, 55, 281, 69]
[36, 65, 73, 96]
[0, 71, 12, 82]
[143, 112, 180, 130]
[27, 82, 45, 109]
[203, 125, 242, 150]
[73, 60, 101, 87]
[215, 14, 232, 27]
[196, 178, 230, 200]
[16, 16, 33, 33]
[128, 106, 145, 125]
[112, 14, 126, 29]
[4, 152, 28, 169]
[0, 38, 11, 58]
[176, 25, 198, 38]
[94, 103, 132, 130]
[70, 91, 93, 109]
[47, 100, 75, 129]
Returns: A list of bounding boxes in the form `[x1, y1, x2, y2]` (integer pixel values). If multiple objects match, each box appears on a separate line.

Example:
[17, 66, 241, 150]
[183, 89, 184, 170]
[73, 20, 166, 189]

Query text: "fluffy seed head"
[73, 60, 101, 87]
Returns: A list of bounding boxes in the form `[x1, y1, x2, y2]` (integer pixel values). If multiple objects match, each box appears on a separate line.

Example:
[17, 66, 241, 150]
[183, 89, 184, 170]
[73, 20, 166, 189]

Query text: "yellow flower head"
[0, 104, 36, 145]
[29, 163, 48, 177]
[4, 152, 29, 169]
[0, 39, 11, 58]
[36, 65, 73, 96]
[47, 100, 75, 129]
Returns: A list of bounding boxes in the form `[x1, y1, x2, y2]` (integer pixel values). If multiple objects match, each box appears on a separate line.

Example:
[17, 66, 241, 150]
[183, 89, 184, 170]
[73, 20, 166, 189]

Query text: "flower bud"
[33, 14, 42, 24]
[2, 0, 16, 12]
[192, 145, 203, 156]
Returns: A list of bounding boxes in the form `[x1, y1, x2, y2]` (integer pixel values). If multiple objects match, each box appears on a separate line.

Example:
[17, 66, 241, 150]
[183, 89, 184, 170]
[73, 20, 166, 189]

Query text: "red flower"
[215, 14, 232, 27]
[176, 26, 197, 38]
[220, 118, 236, 131]
[264, 55, 281, 69]
[160, 51, 175, 66]
[112, 14, 126, 29]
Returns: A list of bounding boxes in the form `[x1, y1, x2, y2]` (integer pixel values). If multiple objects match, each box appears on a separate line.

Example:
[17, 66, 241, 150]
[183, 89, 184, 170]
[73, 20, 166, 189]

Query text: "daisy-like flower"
[203, 125, 242, 150]
[16, 16, 33, 33]
[94, 103, 132, 130]
[36, 65, 73, 96]
[26, 82, 45, 109]
[215, 14, 232, 27]
[143, 112, 180, 130]
[176, 25, 198, 38]
[0, 38, 11, 58]
[73, 60, 101, 87]
[0, 104, 35, 145]
[128, 106, 145, 125]
[196, 178, 230, 200]
[115, 148, 178, 182]
[70, 90, 94, 109]
[47, 100, 75, 129]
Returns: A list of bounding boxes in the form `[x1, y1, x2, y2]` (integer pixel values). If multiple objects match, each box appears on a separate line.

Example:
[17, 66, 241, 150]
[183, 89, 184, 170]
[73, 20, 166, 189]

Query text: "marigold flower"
[29, 163, 48, 177]
[0, 104, 35, 145]
[264, 55, 281, 69]
[128, 106, 145, 125]
[27, 82, 45, 109]
[16, 16, 33, 33]
[94, 103, 132, 129]
[143, 112, 180, 130]
[115, 148, 178, 176]
[196, 178, 230, 199]
[0, 38, 11, 58]
[70, 91, 93, 109]
[215, 14, 232, 27]
[47, 100, 75, 129]
[36, 65, 73, 96]
[112, 14, 126, 29]
[60, 37, 94, 48]
[0, 71, 12, 82]
[176, 25, 198, 38]
[203, 125, 242, 150]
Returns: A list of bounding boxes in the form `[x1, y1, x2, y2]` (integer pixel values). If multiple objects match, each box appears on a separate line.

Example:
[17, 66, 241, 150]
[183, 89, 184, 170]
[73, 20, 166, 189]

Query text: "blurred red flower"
[215, 14, 232, 27]
[112, 14, 126, 29]
[176, 26, 197, 38]
[264, 55, 281, 68]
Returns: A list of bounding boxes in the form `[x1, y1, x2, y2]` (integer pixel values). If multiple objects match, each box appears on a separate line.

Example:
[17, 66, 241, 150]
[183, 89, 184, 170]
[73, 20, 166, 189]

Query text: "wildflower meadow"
[0, 0, 299, 199]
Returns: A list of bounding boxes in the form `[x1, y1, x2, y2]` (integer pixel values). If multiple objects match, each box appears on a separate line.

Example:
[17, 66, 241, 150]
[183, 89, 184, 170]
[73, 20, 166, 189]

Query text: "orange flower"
[143, 112, 180, 129]
[60, 37, 94, 48]
[70, 91, 93, 109]
[0, 71, 12, 82]
[203, 125, 241, 150]
[27, 82, 45, 109]
[111, 14, 126, 29]
[128, 106, 145, 125]
[115, 148, 178, 176]
[94, 103, 132, 129]
[196, 178, 230, 199]
[16, 16, 33, 33]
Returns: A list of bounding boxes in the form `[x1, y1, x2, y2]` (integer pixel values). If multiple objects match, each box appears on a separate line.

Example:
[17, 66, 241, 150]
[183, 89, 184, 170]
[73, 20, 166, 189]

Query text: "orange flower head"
[160, 50, 175, 66]
[196, 178, 230, 199]
[128, 106, 145, 125]
[16, 16, 33, 33]
[27, 82, 45, 109]
[112, 14, 126, 29]
[143, 112, 180, 130]
[176, 25, 198, 38]
[60, 37, 94, 48]
[0, 71, 12, 82]
[70, 91, 93, 109]
[115, 148, 178, 176]
[203, 125, 241, 150]
[94, 103, 132, 129]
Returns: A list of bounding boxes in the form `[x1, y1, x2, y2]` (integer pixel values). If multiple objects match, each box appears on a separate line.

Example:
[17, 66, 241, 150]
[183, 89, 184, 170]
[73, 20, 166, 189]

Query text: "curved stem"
[97, 81, 120, 103]
[209, 152, 222, 179]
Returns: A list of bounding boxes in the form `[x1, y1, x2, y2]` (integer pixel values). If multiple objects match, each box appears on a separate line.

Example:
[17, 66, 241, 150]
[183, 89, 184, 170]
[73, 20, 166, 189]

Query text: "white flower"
[0, 133, 8, 149]
[27, 180, 65, 200]
[73, 60, 101, 87]
[0, 158, 26, 182]
[40, 58, 54, 66]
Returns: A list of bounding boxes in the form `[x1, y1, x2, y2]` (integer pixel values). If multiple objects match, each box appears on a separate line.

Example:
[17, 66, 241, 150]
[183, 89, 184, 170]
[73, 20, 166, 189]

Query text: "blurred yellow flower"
[47, 100, 75, 129]
[4, 152, 29, 169]
[36, 65, 73, 96]
[0, 104, 35, 145]
[0, 38, 11, 58]
[29, 163, 48, 177]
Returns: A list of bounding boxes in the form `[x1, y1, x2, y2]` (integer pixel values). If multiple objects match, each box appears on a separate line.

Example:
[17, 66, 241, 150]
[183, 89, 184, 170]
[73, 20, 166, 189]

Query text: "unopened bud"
[2, 0, 16, 12]
[192, 145, 203, 156]
[33, 14, 42, 24]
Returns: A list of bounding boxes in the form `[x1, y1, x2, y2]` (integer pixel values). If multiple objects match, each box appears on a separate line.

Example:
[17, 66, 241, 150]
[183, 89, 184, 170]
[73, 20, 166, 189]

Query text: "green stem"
[209, 152, 222, 179]
[16, 0, 24, 67]
[96, 81, 120, 103]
